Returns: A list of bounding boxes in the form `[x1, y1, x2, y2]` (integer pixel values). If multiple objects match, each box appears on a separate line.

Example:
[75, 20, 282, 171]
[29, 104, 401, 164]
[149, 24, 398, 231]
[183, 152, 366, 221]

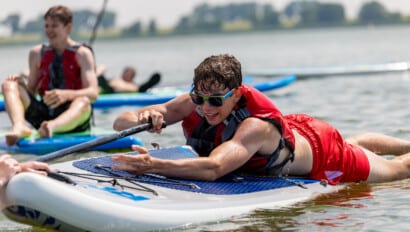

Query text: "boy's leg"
[38, 96, 91, 137]
[347, 132, 410, 156]
[138, 72, 161, 92]
[364, 148, 410, 182]
[2, 80, 32, 145]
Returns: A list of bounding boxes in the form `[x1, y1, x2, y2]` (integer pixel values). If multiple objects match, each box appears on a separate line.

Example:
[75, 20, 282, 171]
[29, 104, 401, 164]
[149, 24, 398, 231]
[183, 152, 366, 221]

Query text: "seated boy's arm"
[75, 46, 99, 101]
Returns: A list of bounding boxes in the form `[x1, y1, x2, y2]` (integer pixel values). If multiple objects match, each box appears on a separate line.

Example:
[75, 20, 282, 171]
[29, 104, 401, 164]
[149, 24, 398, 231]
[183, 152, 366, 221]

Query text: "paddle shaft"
[89, 0, 108, 45]
[37, 122, 165, 162]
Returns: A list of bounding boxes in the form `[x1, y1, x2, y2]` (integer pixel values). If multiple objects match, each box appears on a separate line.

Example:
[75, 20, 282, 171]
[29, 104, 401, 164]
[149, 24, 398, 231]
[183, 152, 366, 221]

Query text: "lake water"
[1, 25, 410, 231]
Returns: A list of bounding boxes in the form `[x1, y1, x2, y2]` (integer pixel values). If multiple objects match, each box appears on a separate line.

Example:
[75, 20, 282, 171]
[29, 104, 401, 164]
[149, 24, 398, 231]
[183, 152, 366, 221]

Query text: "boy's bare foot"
[5, 127, 32, 146]
[38, 121, 54, 138]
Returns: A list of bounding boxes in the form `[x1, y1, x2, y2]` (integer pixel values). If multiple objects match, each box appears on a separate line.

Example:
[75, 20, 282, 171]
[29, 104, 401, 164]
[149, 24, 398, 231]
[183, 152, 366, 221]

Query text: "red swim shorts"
[284, 114, 370, 185]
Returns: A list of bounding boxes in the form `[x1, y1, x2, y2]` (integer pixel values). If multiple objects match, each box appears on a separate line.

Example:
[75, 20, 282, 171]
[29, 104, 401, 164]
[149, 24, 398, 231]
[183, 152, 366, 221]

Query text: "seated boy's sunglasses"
[189, 88, 234, 107]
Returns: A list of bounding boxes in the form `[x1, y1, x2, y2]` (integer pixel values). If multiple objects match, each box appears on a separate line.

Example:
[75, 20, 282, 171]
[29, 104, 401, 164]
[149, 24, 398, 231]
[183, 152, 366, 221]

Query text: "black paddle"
[89, 0, 108, 45]
[36, 122, 166, 162]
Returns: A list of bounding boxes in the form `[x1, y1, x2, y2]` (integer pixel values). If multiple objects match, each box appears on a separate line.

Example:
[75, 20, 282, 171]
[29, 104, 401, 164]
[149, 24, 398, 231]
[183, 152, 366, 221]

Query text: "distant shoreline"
[0, 34, 41, 46]
[1, 23, 408, 47]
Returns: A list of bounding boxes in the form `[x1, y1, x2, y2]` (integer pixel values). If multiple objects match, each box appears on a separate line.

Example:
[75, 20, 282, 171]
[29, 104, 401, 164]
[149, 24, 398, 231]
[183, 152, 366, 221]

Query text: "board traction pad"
[73, 146, 317, 195]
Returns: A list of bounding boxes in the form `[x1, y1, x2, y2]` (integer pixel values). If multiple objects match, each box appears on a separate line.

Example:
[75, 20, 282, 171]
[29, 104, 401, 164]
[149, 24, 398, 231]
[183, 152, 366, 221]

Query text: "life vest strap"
[221, 107, 250, 141]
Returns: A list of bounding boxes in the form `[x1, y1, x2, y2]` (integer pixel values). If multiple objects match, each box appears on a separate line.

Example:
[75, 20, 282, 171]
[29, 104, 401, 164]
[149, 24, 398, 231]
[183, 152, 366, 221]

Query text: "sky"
[2, 0, 410, 28]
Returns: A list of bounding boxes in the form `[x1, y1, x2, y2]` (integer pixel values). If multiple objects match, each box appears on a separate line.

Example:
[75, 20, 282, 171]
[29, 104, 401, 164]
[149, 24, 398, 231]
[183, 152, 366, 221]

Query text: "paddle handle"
[37, 122, 166, 162]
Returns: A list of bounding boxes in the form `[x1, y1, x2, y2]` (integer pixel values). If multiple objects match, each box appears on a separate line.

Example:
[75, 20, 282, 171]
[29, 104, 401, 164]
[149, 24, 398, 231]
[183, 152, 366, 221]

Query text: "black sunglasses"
[189, 88, 234, 107]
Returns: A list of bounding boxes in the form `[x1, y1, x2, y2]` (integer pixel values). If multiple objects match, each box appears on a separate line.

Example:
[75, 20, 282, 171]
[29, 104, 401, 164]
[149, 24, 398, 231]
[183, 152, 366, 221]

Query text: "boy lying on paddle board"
[112, 54, 410, 184]
[97, 65, 161, 94]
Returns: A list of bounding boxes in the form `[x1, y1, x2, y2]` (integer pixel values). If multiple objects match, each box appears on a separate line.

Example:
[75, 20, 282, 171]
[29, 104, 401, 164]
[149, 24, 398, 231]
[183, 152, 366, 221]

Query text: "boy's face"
[122, 69, 136, 82]
[44, 17, 71, 46]
[192, 82, 239, 126]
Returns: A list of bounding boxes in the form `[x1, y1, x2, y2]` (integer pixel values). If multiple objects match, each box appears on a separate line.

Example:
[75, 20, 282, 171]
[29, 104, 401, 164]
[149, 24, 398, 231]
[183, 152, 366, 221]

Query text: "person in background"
[111, 54, 410, 185]
[97, 64, 161, 94]
[1, 5, 98, 146]
[0, 155, 48, 189]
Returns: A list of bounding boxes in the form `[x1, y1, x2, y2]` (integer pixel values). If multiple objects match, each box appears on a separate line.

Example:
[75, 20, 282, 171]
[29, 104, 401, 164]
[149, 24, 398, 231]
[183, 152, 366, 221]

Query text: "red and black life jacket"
[37, 44, 84, 96]
[182, 85, 295, 174]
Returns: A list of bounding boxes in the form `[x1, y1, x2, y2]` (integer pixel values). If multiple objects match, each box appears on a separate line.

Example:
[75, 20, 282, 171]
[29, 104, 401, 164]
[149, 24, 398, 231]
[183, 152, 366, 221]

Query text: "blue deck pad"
[73, 146, 318, 195]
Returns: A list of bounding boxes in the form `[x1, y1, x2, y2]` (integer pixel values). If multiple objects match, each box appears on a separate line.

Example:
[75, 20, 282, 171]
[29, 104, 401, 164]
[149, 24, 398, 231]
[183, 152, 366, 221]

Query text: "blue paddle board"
[246, 61, 409, 79]
[0, 75, 296, 111]
[0, 129, 143, 155]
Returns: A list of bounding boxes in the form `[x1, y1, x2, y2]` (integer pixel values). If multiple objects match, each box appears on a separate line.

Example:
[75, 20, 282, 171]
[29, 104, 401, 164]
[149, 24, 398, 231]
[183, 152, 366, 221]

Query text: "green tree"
[222, 3, 258, 23]
[123, 21, 142, 37]
[148, 19, 157, 35]
[317, 3, 345, 25]
[259, 4, 279, 28]
[283, 1, 321, 26]
[358, 1, 389, 24]
[299, 2, 320, 26]
[283, 1, 346, 27]
[174, 2, 266, 33]
[174, 16, 192, 34]
[100, 11, 116, 29]
[387, 12, 402, 23]
[21, 15, 43, 33]
[195, 18, 222, 32]
[4, 14, 20, 33]
[192, 3, 222, 32]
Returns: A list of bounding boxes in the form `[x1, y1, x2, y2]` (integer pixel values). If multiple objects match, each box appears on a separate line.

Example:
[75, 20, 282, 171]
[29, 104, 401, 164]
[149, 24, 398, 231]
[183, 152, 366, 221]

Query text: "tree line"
[1, 1, 408, 40]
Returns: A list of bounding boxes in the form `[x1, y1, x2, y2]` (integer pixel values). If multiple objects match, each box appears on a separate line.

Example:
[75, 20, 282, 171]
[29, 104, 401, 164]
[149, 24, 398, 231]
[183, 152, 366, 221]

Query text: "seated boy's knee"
[1, 79, 18, 92]
[72, 96, 92, 113]
[74, 96, 91, 105]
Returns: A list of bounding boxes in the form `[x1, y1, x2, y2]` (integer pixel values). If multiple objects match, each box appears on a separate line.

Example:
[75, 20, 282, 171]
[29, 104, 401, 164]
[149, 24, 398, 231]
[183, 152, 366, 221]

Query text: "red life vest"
[182, 84, 295, 174]
[37, 44, 83, 96]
